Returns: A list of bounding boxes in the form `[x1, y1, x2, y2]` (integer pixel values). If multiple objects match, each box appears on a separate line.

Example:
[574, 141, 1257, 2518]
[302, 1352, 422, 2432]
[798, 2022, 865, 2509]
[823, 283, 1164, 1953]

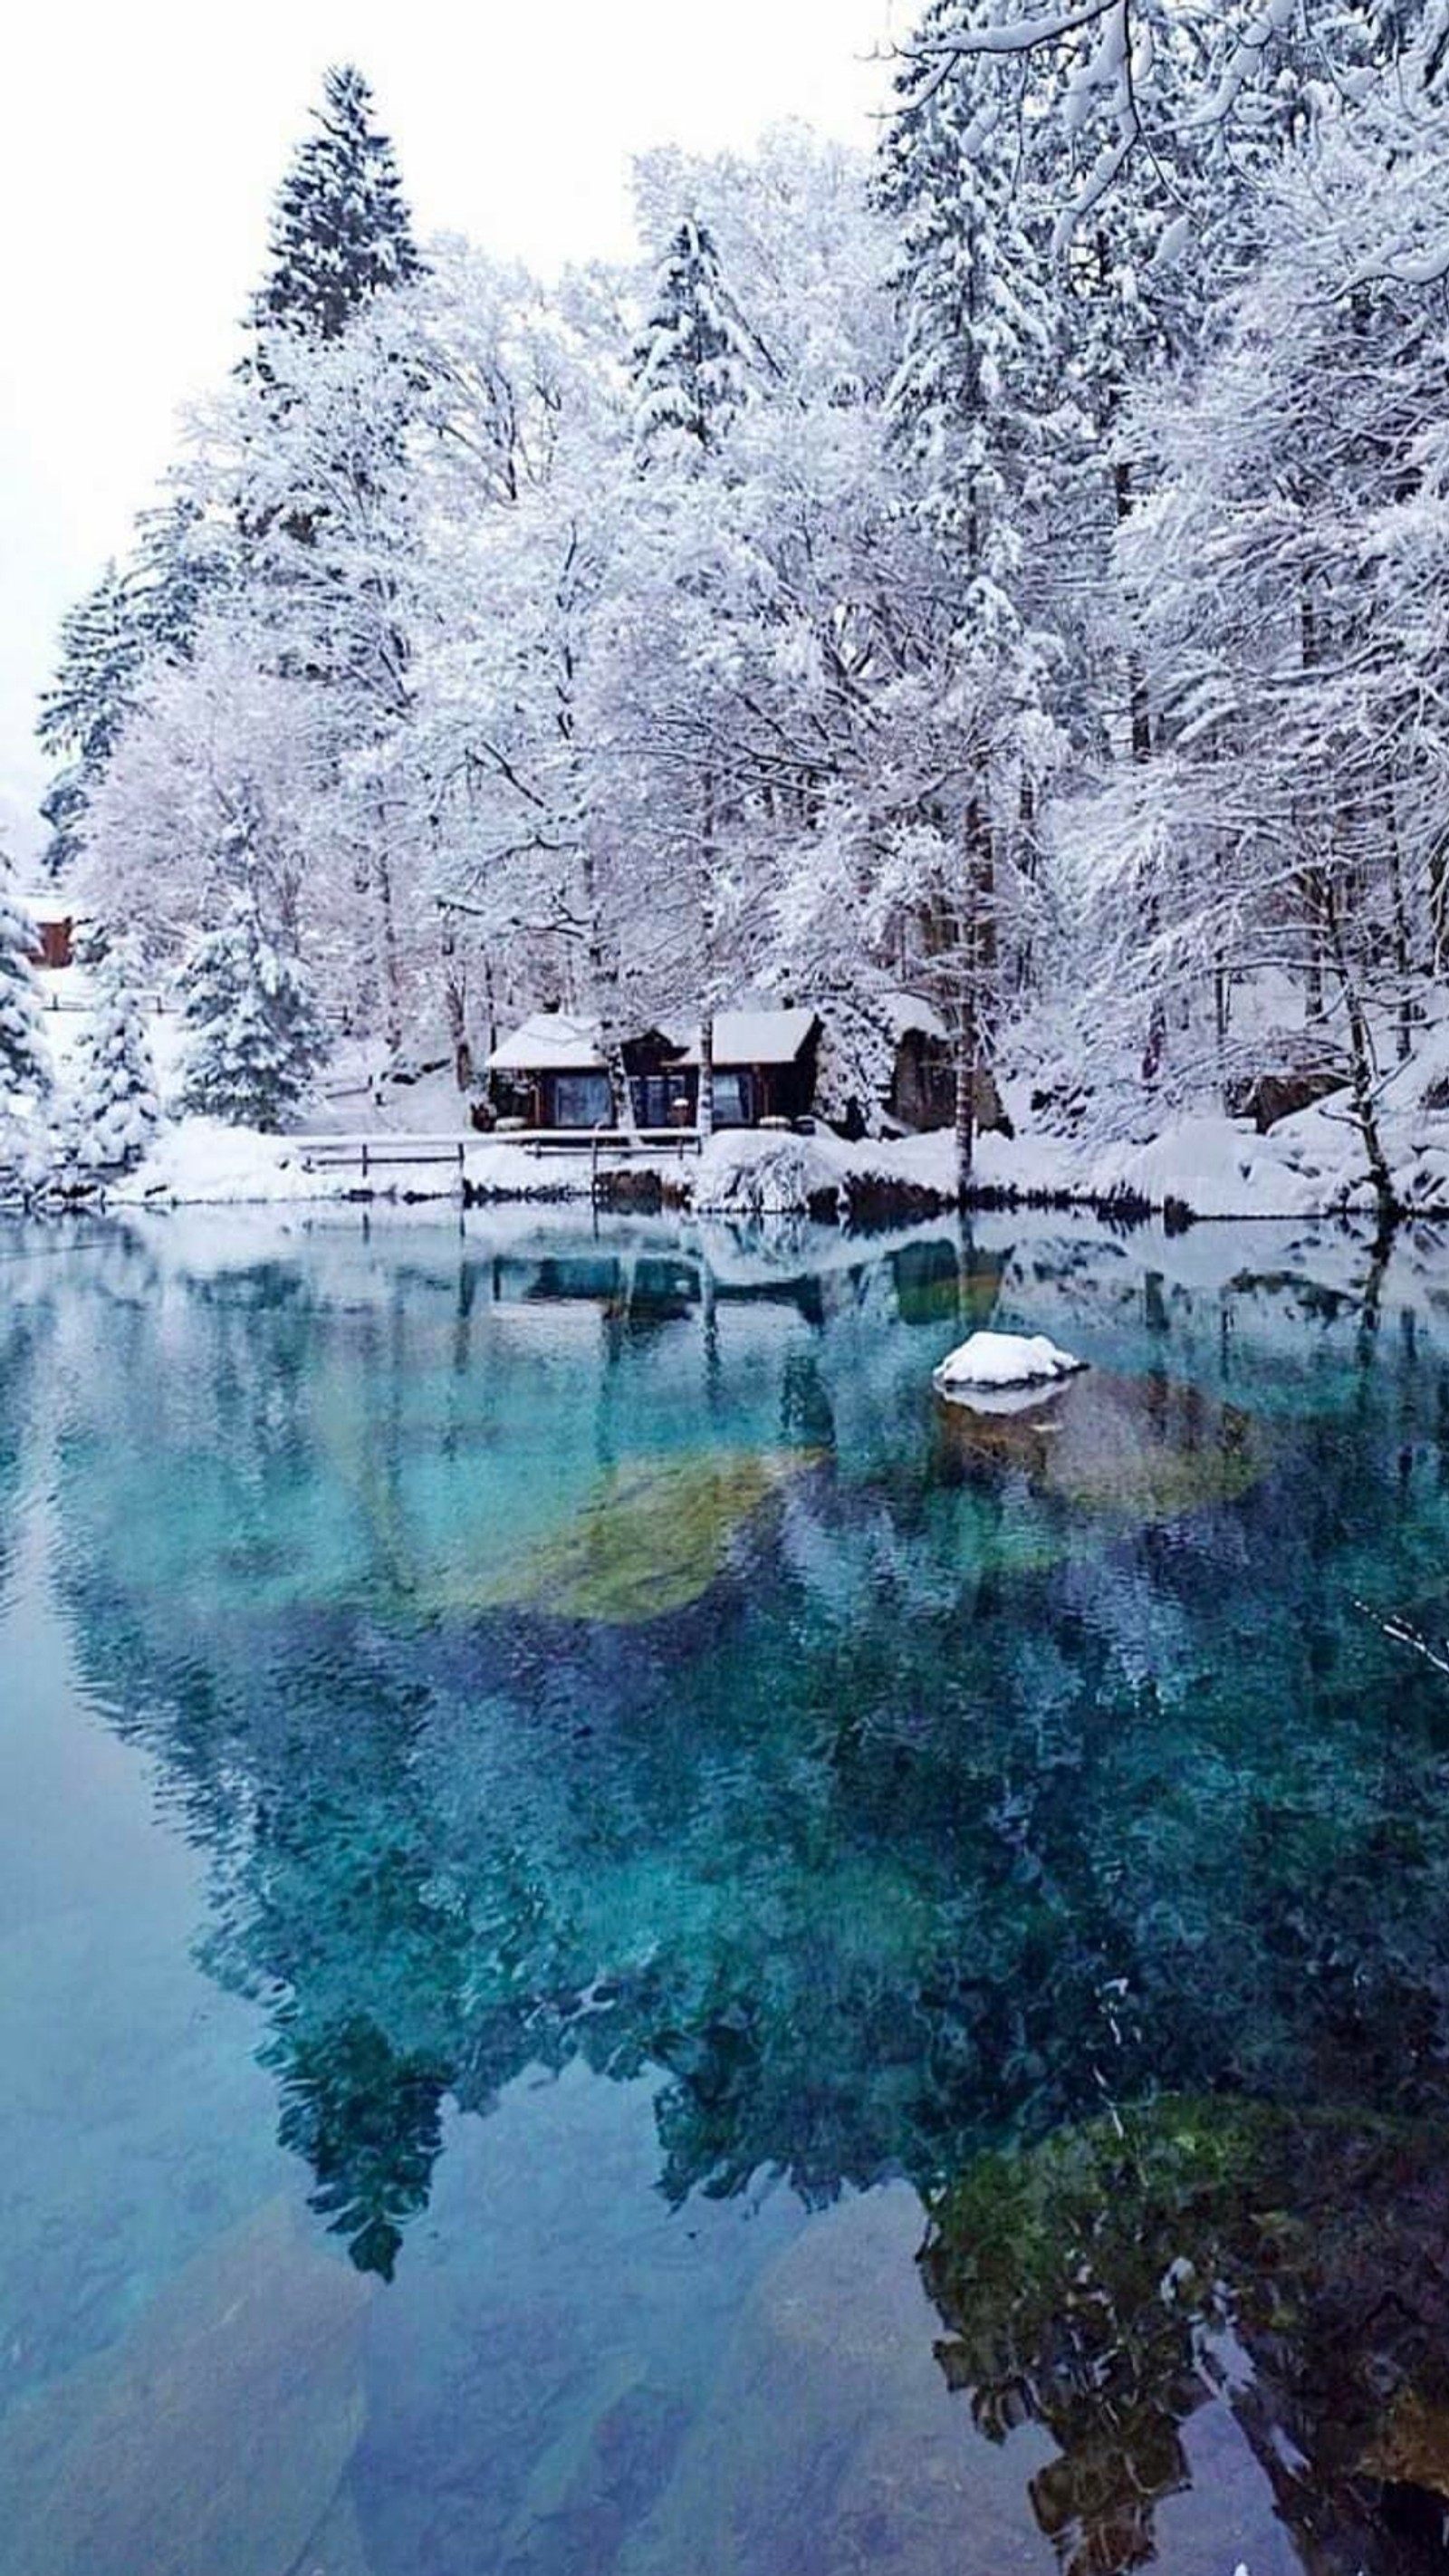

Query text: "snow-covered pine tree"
[180, 889, 326, 1130]
[251, 64, 421, 353]
[34, 562, 149, 878]
[0, 858, 51, 1122]
[879, 0, 1066, 1187]
[630, 212, 755, 1132]
[69, 949, 160, 1172]
[632, 216, 753, 459]
[131, 493, 226, 664]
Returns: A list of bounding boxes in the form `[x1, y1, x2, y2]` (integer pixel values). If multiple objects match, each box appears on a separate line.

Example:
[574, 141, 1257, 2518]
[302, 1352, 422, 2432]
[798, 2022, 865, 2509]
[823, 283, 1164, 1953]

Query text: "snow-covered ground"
[73, 1087, 1449, 1218]
[18, 994, 1449, 1222]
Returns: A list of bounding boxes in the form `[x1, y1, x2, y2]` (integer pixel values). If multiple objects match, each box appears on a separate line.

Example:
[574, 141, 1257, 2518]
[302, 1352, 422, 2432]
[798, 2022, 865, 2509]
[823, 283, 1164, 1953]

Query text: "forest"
[18, 0, 1449, 1217]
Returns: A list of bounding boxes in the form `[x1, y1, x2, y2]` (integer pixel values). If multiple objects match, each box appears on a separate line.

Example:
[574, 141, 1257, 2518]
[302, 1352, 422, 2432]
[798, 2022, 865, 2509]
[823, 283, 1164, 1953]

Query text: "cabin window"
[712, 1072, 753, 1126]
[552, 1072, 613, 1128]
[630, 1073, 689, 1128]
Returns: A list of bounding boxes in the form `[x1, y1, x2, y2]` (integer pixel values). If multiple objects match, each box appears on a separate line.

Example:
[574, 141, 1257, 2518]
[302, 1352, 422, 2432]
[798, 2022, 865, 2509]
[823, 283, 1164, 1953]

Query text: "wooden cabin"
[485, 1013, 690, 1130]
[485, 1004, 822, 1131]
[886, 995, 955, 1130]
[883, 993, 1011, 1137]
[680, 1007, 821, 1127]
[20, 889, 80, 973]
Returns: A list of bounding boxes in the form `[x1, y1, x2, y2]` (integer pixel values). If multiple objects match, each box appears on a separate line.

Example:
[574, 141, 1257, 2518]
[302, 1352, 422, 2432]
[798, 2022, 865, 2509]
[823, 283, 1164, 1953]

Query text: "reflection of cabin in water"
[485, 1005, 822, 1130]
[483, 1248, 830, 1332]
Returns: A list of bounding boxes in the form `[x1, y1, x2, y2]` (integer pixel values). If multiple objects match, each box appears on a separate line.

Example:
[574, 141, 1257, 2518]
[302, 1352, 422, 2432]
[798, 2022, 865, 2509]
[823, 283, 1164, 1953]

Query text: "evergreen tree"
[70, 949, 160, 1171]
[35, 562, 149, 877]
[180, 887, 326, 1129]
[632, 216, 753, 457]
[880, 0, 1060, 579]
[0, 859, 51, 1118]
[36, 504, 223, 883]
[878, 1, 1067, 1185]
[131, 494, 226, 662]
[252, 65, 421, 352]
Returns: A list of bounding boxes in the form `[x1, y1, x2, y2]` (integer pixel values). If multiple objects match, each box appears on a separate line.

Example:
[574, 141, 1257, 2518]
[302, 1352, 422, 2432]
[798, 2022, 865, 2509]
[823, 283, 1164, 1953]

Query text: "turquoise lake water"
[5, 1204, 1449, 2574]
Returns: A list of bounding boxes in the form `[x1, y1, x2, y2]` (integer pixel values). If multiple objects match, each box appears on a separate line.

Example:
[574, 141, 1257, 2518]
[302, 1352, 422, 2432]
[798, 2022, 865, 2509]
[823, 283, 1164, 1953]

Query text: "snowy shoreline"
[49, 1078, 1449, 1226]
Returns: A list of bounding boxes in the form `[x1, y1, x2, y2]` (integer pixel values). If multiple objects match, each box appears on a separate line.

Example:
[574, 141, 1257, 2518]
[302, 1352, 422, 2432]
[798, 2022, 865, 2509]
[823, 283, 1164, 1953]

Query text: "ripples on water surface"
[5, 1205, 1449, 2575]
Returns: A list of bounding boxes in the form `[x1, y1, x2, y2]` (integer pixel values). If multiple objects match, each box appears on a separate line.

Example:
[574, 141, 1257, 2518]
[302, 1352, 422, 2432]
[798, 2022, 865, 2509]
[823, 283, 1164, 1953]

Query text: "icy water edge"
[5, 1206, 1449, 2575]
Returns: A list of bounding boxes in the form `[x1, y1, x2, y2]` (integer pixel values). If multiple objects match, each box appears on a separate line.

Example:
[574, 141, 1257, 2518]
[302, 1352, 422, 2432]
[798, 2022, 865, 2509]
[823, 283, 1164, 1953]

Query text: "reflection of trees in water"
[923, 2095, 1449, 2576]
[0, 1257, 53, 1607]
[35, 1217, 1449, 2563]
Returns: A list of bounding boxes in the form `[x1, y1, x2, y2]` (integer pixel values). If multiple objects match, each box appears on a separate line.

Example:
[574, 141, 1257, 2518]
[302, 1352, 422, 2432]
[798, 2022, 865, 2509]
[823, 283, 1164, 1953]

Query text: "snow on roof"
[15, 889, 84, 926]
[879, 991, 947, 1043]
[681, 1006, 818, 1067]
[486, 1012, 605, 1073]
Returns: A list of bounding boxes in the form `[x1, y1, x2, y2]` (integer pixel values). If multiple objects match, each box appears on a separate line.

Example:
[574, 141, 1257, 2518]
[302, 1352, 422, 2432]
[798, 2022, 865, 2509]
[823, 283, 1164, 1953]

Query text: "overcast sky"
[1, 0, 900, 864]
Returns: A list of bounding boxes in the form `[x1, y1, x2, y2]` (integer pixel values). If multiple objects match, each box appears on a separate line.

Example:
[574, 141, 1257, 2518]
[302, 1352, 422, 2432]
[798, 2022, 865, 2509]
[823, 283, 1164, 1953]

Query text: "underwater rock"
[476, 1447, 820, 1625]
[0, 2194, 373, 2576]
[625, 2187, 1028, 2574]
[933, 1330, 1086, 1396]
[923, 2095, 1449, 2576]
[288, 2485, 376, 2575]
[936, 1365, 1264, 1521]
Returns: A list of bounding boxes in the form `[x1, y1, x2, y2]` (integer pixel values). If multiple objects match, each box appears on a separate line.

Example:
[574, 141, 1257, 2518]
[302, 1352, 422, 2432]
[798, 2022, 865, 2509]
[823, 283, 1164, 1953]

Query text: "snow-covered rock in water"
[933, 1330, 1086, 1396]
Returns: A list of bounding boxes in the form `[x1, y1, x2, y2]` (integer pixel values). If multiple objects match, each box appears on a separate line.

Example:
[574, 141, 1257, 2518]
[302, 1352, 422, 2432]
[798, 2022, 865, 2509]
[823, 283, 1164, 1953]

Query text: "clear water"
[5, 1204, 1449, 2575]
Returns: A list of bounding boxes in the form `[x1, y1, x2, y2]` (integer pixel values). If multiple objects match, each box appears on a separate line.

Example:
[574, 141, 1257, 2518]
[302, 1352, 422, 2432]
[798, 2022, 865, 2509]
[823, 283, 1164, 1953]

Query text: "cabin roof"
[486, 1012, 605, 1073]
[879, 990, 948, 1043]
[489, 1004, 821, 1075]
[16, 889, 82, 927]
[680, 1006, 818, 1068]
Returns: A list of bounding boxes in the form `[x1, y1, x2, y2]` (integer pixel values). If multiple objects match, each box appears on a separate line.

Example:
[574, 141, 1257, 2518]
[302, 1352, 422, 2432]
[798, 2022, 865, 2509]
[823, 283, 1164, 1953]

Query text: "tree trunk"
[697, 1013, 715, 1142]
[1324, 887, 1398, 1234]
[1387, 785, 1414, 1066]
[578, 844, 635, 1131]
[697, 765, 718, 1142]
[954, 992, 977, 1201]
[440, 919, 471, 1091]
[374, 846, 402, 1053]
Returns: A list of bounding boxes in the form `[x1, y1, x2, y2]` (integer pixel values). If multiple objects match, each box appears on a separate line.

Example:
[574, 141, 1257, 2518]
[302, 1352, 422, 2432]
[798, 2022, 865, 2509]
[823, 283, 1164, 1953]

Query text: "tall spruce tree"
[879, 0, 1066, 1187]
[36, 503, 222, 882]
[252, 65, 421, 352]
[632, 216, 753, 458]
[631, 212, 754, 1134]
[35, 563, 149, 878]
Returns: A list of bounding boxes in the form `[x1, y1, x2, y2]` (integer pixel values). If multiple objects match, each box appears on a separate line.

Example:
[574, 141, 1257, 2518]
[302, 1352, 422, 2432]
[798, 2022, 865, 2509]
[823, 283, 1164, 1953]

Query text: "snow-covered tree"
[180, 884, 327, 1129]
[34, 562, 151, 877]
[68, 949, 160, 1171]
[632, 216, 753, 459]
[251, 64, 421, 355]
[878, 2, 1069, 1182]
[0, 859, 50, 1124]
[1068, 81, 1449, 1216]
[900, 0, 1444, 258]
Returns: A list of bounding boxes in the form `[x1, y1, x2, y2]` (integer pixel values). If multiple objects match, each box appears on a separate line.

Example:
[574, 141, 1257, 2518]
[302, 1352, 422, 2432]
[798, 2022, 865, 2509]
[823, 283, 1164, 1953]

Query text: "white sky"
[0, 0, 902, 862]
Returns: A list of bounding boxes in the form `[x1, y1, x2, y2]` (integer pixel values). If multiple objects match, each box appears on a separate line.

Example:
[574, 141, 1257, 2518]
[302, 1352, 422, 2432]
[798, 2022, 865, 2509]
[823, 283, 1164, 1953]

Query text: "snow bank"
[693, 1130, 841, 1216]
[109, 1120, 352, 1206]
[933, 1330, 1086, 1395]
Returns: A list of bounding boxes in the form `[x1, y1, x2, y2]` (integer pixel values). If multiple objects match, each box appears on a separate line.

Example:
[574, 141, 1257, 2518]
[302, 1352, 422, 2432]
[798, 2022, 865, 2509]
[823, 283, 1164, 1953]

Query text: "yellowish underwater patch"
[473, 1447, 821, 1625]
